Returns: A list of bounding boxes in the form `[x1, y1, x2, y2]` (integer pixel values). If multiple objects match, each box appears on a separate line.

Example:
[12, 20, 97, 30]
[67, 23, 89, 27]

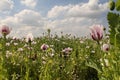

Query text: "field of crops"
[0, 25, 119, 80]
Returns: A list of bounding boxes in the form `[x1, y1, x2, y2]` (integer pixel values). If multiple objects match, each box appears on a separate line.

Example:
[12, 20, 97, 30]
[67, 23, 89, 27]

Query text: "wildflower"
[12, 36, 17, 40]
[80, 40, 84, 44]
[100, 58, 109, 67]
[62, 47, 72, 54]
[91, 50, 95, 54]
[32, 41, 37, 45]
[14, 43, 18, 46]
[62, 42, 67, 44]
[49, 53, 54, 57]
[10, 40, 14, 43]
[48, 48, 55, 57]
[0, 25, 11, 36]
[27, 47, 33, 50]
[55, 39, 60, 41]
[86, 46, 90, 49]
[50, 45, 54, 48]
[42, 56, 46, 60]
[106, 35, 109, 39]
[101, 44, 110, 52]
[25, 33, 34, 43]
[62, 47, 72, 59]
[24, 44, 28, 48]
[42, 57, 46, 64]
[18, 48, 24, 52]
[104, 59, 109, 67]
[6, 51, 12, 58]
[6, 43, 10, 46]
[41, 44, 49, 51]
[90, 25, 103, 42]
[42, 61, 46, 64]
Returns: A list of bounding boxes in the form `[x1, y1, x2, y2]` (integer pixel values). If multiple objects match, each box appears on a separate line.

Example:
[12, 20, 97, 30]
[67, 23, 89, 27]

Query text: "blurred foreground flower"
[41, 44, 49, 51]
[0, 25, 11, 36]
[101, 44, 110, 52]
[90, 25, 103, 42]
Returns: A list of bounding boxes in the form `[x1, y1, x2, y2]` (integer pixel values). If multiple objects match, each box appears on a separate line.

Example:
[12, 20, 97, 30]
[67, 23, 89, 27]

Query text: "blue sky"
[0, 0, 109, 38]
[11, 0, 108, 16]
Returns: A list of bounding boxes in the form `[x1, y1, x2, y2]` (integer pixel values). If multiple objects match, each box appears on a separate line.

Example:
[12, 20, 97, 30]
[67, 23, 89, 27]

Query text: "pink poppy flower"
[90, 25, 103, 41]
[41, 44, 49, 51]
[62, 47, 72, 54]
[26, 33, 34, 43]
[101, 44, 110, 52]
[0, 25, 11, 36]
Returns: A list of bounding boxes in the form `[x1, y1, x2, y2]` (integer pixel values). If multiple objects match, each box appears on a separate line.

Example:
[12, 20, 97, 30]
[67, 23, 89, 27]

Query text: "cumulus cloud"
[45, 17, 101, 36]
[0, 0, 14, 12]
[20, 0, 37, 8]
[47, 0, 108, 36]
[67, 0, 108, 18]
[0, 0, 109, 37]
[48, 0, 108, 18]
[0, 9, 45, 37]
[47, 5, 70, 19]
[14, 9, 44, 26]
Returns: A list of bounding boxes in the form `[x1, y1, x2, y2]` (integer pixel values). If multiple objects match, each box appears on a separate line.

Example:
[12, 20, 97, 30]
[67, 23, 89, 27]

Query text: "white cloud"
[46, 0, 108, 36]
[47, 5, 71, 18]
[67, 0, 108, 18]
[45, 17, 103, 37]
[0, 0, 109, 37]
[21, 0, 37, 8]
[0, 0, 14, 12]
[0, 9, 45, 37]
[48, 0, 108, 18]
[14, 9, 44, 26]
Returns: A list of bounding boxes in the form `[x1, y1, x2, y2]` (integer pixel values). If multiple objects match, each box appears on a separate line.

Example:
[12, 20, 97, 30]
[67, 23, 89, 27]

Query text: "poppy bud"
[109, 1, 115, 11]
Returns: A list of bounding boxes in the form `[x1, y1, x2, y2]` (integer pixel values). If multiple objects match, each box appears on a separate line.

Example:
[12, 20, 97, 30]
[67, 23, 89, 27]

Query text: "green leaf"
[107, 12, 119, 27]
[0, 44, 2, 49]
[116, 0, 120, 11]
[86, 61, 102, 73]
[107, 12, 120, 47]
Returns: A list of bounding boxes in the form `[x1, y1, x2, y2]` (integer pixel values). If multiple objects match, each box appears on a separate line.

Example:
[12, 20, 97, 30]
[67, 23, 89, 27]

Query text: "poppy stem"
[3, 35, 6, 55]
[97, 41, 100, 45]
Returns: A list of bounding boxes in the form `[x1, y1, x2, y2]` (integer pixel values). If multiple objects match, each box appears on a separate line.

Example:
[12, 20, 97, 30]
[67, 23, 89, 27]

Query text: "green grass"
[0, 34, 119, 80]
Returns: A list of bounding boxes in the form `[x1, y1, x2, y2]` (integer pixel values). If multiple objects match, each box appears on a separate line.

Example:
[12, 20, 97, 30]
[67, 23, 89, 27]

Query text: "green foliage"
[116, 0, 120, 11]
[0, 35, 119, 80]
[107, 12, 120, 47]
[107, 0, 120, 47]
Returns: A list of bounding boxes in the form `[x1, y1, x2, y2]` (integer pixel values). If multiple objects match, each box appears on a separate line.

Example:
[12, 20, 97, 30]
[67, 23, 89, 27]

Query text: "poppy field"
[0, 0, 120, 80]
[0, 25, 119, 80]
